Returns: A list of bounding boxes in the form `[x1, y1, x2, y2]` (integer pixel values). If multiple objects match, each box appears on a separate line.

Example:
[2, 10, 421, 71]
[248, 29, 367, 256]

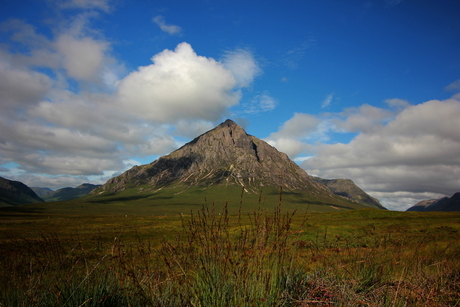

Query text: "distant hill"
[33, 184, 101, 202]
[90, 119, 385, 213]
[0, 176, 44, 207]
[31, 187, 54, 198]
[406, 192, 460, 212]
[311, 177, 386, 210]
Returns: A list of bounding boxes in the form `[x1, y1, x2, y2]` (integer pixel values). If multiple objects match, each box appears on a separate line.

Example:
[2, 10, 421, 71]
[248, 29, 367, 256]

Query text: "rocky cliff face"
[94, 119, 330, 196]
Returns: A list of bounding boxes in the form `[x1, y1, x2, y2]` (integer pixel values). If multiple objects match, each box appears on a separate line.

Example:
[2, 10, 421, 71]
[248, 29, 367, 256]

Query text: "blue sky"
[1, 0, 460, 210]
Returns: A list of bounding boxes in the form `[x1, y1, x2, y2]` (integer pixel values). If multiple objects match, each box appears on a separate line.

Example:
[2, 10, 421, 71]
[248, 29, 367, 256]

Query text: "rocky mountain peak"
[94, 119, 330, 196]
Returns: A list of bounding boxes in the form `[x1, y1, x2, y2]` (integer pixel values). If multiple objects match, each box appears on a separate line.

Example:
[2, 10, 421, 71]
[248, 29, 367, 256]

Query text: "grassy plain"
[1, 193, 460, 306]
[4, 184, 366, 217]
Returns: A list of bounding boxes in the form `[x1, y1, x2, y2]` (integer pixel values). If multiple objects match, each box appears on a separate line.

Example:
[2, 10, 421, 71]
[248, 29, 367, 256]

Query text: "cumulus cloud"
[222, 48, 261, 87]
[55, 34, 110, 81]
[174, 120, 215, 139]
[332, 104, 392, 133]
[153, 15, 182, 35]
[117, 42, 243, 122]
[0, 60, 52, 111]
[0, 3, 262, 188]
[384, 98, 410, 109]
[266, 138, 306, 158]
[265, 113, 322, 157]
[269, 113, 321, 140]
[300, 97, 460, 210]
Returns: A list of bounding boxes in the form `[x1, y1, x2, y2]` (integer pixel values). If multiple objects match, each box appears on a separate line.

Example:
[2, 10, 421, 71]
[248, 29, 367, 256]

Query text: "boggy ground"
[1, 203, 460, 306]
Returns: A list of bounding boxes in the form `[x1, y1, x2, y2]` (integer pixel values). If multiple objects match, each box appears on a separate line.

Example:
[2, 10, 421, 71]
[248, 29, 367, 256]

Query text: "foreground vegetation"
[1, 195, 460, 306]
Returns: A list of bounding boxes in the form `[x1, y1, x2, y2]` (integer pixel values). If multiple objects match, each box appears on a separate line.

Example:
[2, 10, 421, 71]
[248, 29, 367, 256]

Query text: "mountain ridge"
[0, 176, 44, 207]
[406, 193, 460, 212]
[92, 119, 384, 211]
[32, 183, 101, 202]
[311, 177, 386, 209]
[94, 119, 329, 196]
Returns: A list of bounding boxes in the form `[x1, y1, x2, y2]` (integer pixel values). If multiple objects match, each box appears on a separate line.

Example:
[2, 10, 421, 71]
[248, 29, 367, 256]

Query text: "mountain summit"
[91, 120, 381, 212]
[96, 119, 329, 195]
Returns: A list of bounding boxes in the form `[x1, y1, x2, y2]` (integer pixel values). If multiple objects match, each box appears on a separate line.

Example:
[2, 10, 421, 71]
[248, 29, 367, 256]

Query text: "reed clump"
[109, 200, 306, 306]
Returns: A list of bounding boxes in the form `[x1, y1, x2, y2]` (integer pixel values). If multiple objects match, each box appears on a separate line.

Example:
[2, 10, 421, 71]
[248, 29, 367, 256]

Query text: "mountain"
[31, 187, 54, 198]
[95, 119, 329, 195]
[91, 119, 382, 212]
[406, 199, 440, 212]
[406, 193, 460, 212]
[311, 177, 386, 209]
[0, 176, 44, 207]
[34, 184, 101, 202]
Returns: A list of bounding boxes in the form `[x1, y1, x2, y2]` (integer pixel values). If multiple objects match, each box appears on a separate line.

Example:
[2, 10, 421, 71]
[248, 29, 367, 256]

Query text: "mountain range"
[31, 184, 101, 202]
[1, 120, 389, 211]
[406, 193, 460, 212]
[91, 120, 385, 211]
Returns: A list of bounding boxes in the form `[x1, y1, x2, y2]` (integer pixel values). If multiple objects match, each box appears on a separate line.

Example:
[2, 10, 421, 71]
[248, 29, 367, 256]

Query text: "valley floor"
[1, 207, 460, 306]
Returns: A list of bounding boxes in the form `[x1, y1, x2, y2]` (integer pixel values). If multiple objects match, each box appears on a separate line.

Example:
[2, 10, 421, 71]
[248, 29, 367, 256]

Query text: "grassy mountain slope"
[0, 176, 44, 207]
[312, 177, 386, 209]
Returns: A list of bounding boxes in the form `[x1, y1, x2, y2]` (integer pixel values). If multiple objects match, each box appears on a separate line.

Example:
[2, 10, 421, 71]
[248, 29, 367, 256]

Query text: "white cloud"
[152, 15, 182, 35]
[132, 136, 179, 157]
[269, 113, 321, 140]
[222, 48, 261, 87]
[265, 113, 322, 157]
[258, 94, 277, 112]
[0, 2, 266, 189]
[445, 79, 460, 92]
[12, 174, 95, 190]
[175, 120, 215, 139]
[266, 138, 306, 158]
[243, 92, 277, 114]
[333, 104, 392, 133]
[0, 14, 262, 185]
[55, 34, 110, 81]
[117, 42, 242, 122]
[384, 98, 410, 109]
[301, 97, 460, 210]
[370, 191, 448, 212]
[321, 93, 334, 108]
[0, 60, 52, 111]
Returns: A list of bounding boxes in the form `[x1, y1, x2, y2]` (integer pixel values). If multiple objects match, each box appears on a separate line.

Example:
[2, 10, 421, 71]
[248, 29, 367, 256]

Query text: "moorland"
[1, 191, 459, 307]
